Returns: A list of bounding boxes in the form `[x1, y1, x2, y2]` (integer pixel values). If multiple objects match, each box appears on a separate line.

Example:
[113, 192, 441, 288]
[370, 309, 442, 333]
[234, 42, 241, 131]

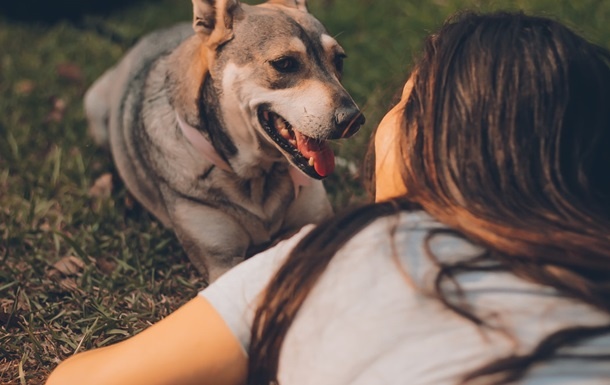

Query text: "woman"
[47, 11, 610, 385]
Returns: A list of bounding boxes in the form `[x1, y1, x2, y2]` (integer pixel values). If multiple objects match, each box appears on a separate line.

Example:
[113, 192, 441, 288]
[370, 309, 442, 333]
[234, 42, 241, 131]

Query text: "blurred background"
[1, 0, 609, 383]
[0, 0, 146, 22]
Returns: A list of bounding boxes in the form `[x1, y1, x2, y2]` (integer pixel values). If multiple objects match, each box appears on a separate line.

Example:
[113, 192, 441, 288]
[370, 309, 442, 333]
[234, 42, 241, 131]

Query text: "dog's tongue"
[295, 131, 335, 177]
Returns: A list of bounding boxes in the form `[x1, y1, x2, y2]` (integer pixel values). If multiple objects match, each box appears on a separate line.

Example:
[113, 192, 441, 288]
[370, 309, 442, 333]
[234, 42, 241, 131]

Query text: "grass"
[1, 0, 610, 383]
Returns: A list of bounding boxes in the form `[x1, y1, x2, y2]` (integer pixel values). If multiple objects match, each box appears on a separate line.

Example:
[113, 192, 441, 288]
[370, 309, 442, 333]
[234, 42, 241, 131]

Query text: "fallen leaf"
[58, 278, 80, 293]
[88, 173, 113, 198]
[95, 257, 117, 275]
[56, 62, 84, 83]
[45, 97, 67, 123]
[39, 221, 51, 232]
[50, 255, 85, 277]
[14, 79, 35, 95]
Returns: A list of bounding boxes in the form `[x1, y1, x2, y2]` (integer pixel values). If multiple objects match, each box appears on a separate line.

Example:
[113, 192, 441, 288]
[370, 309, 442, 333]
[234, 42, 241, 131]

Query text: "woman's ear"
[266, 0, 308, 12]
[192, 0, 243, 49]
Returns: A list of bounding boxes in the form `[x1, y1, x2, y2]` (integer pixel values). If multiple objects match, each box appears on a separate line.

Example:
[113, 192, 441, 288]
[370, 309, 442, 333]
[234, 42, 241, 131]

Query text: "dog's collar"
[176, 112, 233, 173]
[176, 112, 312, 197]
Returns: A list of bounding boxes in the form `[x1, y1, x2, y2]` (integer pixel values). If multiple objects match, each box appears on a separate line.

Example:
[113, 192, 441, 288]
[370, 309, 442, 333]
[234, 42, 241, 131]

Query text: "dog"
[84, 0, 364, 282]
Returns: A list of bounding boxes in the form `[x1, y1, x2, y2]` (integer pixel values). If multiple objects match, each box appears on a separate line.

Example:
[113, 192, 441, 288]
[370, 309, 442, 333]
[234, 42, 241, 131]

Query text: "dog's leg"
[84, 67, 117, 147]
[283, 180, 333, 233]
[167, 195, 251, 282]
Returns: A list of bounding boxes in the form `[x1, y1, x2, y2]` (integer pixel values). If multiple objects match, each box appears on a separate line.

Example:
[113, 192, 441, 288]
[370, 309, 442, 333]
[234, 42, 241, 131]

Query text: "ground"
[1, 0, 609, 383]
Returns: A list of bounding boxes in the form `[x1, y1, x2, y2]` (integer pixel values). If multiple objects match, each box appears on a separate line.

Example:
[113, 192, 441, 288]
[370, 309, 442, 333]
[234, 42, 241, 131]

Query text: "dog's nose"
[334, 103, 365, 139]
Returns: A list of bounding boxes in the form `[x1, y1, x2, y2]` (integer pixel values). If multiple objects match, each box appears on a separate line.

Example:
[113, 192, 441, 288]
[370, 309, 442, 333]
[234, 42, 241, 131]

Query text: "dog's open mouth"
[258, 107, 334, 179]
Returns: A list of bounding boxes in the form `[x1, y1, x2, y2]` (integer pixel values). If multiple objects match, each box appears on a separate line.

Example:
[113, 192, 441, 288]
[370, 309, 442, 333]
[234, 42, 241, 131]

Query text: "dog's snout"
[334, 103, 365, 139]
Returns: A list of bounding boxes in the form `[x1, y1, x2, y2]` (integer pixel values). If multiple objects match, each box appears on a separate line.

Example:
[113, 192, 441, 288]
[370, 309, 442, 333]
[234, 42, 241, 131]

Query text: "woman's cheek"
[374, 109, 407, 201]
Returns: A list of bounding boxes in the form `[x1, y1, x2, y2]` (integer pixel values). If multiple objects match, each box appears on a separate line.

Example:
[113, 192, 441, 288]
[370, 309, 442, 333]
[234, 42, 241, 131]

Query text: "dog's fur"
[84, 0, 364, 281]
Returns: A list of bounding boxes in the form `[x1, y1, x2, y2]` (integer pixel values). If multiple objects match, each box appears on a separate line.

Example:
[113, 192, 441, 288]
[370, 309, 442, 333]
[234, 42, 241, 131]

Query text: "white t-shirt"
[200, 211, 610, 385]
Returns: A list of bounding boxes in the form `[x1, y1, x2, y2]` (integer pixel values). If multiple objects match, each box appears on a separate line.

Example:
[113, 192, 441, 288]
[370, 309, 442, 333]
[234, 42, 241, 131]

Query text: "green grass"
[1, 0, 610, 383]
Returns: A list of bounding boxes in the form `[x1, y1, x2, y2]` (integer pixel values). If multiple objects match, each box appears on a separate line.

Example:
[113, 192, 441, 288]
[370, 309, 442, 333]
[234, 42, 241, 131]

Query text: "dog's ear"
[192, 0, 243, 49]
[266, 0, 308, 12]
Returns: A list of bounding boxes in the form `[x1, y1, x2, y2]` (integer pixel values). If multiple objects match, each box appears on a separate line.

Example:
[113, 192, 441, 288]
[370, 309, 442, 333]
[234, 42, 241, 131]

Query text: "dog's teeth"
[280, 128, 291, 139]
[289, 139, 297, 147]
[275, 117, 286, 131]
[308, 157, 315, 166]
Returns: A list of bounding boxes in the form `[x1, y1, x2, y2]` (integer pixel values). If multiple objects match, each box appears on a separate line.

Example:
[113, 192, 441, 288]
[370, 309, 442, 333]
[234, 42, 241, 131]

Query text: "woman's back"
[203, 211, 610, 384]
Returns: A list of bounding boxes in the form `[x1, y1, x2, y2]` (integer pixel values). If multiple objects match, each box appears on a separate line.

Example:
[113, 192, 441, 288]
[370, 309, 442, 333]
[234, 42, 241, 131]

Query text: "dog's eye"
[334, 53, 346, 74]
[271, 57, 300, 73]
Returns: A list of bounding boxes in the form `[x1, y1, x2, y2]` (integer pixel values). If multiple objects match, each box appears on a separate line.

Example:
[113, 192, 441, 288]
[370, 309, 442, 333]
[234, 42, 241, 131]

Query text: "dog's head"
[192, 0, 364, 179]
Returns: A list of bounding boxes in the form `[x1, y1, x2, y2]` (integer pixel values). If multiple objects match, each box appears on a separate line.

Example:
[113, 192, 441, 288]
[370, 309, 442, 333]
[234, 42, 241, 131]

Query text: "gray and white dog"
[84, 0, 364, 281]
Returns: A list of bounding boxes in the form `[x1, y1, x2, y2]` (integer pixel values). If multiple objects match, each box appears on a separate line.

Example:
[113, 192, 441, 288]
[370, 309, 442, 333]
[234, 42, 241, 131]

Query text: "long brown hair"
[248, 11, 610, 385]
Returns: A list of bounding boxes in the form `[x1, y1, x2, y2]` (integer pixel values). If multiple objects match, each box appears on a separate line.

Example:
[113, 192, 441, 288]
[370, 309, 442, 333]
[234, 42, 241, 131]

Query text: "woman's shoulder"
[199, 224, 317, 349]
[340, 210, 482, 265]
[348, 209, 453, 242]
